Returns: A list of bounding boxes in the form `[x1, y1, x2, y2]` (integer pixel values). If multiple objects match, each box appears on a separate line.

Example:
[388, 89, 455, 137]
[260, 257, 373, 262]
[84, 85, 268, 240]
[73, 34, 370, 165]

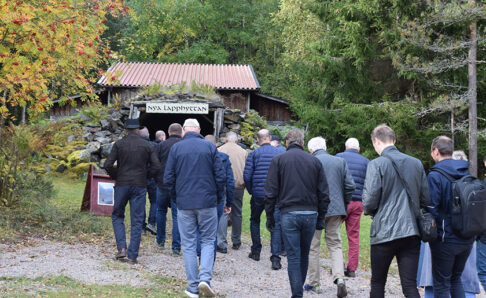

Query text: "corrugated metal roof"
[97, 62, 260, 91]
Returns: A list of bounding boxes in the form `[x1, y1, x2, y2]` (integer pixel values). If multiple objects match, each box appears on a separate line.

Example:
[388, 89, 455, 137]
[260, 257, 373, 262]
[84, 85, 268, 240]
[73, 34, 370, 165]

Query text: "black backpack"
[431, 168, 486, 238]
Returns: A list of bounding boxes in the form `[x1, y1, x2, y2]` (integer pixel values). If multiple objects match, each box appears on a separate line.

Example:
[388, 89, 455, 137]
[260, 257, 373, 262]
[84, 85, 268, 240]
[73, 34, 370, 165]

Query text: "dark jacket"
[244, 143, 282, 198]
[362, 146, 430, 245]
[104, 132, 161, 187]
[219, 152, 235, 208]
[336, 149, 369, 201]
[426, 159, 475, 244]
[313, 150, 355, 218]
[155, 135, 182, 189]
[163, 132, 225, 210]
[264, 143, 330, 224]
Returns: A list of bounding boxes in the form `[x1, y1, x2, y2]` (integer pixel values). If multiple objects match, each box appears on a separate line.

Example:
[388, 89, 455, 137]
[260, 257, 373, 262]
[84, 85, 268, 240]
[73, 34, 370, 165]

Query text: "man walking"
[218, 131, 248, 251]
[427, 136, 475, 297]
[265, 129, 330, 298]
[305, 137, 355, 297]
[164, 119, 225, 298]
[362, 124, 429, 298]
[104, 118, 161, 264]
[139, 127, 157, 235]
[336, 138, 369, 277]
[154, 123, 183, 255]
[244, 129, 282, 269]
[155, 130, 166, 142]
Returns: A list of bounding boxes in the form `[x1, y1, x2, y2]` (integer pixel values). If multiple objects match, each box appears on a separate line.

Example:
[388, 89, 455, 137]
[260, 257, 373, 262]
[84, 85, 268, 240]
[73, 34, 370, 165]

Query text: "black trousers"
[370, 236, 421, 298]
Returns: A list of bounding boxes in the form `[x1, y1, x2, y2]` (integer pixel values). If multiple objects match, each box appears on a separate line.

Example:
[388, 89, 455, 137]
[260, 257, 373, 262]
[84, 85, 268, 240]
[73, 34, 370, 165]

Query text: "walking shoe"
[172, 248, 181, 256]
[154, 238, 164, 249]
[184, 289, 199, 298]
[115, 248, 127, 259]
[121, 257, 138, 265]
[216, 247, 227, 254]
[271, 258, 282, 270]
[336, 278, 347, 297]
[344, 269, 356, 278]
[198, 281, 215, 297]
[248, 252, 260, 261]
[303, 284, 323, 294]
[232, 243, 241, 250]
[145, 223, 157, 235]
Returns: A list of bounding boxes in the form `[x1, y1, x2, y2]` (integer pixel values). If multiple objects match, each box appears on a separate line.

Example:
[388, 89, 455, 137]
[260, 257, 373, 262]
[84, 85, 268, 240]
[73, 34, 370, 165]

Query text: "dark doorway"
[139, 112, 215, 140]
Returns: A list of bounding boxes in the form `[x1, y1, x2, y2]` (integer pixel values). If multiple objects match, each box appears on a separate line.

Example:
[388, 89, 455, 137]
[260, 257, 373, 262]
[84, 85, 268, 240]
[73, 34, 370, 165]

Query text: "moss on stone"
[69, 162, 95, 177]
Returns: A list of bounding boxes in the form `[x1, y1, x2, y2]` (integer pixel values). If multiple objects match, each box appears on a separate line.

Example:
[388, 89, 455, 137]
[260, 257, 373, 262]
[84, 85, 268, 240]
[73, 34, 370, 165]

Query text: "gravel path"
[1, 237, 485, 297]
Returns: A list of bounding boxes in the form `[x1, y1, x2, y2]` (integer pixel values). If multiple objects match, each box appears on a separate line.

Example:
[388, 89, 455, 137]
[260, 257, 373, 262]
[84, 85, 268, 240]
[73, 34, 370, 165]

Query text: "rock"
[86, 122, 100, 128]
[120, 109, 130, 116]
[196, 93, 205, 99]
[223, 127, 230, 133]
[79, 114, 91, 122]
[67, 148, 97, 166]
[56, 163, 67, 173]
[111, 111, 122, 120]
[46, 154, 53, 159]
[67, 135, 76, 143]
[94, 166, 108, 175]
[90, 154, 101, 163]
[94, 137, 112, 145]
[100, 119, 110, 130]
[86, 141, 101, 151]
[224, 113, 240, 123]
[108, 119, 119, 131]
[45, 164, 50, 173]
[101, 143, 114, 158]
[229, 124, 241, 130]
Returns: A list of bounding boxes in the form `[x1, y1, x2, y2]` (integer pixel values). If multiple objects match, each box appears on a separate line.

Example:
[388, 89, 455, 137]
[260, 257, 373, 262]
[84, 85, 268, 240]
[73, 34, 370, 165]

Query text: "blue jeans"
[270, 207, 282, 260]
[178, 207, 218, 294]
[156, 186, 180, 250]
[250, 196, 265, 254]
[145, 179, 157, 226]
[430, 240, 473, 298]
[281, 212, 317, 298]
[198, 200, 224, 255]
[111, 185, 146, 260]
[477, 240, 486, 292]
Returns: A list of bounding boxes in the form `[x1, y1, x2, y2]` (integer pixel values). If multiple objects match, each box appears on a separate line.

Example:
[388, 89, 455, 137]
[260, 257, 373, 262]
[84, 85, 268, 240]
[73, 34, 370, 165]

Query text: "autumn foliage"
[0, 0, 124, 119]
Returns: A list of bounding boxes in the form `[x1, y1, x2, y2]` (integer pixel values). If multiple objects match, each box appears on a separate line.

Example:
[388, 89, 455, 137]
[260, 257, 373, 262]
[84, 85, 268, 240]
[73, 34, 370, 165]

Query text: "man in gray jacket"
[305, 137, 355, 297]
[362, 124, 429, 298]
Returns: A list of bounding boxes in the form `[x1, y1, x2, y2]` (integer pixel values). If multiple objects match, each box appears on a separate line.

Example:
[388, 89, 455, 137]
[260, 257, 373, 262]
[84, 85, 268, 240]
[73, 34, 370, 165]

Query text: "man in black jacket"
[154, 123, 183, 255]
[104, 118, 161, 264]
[265, 129, 330, 298]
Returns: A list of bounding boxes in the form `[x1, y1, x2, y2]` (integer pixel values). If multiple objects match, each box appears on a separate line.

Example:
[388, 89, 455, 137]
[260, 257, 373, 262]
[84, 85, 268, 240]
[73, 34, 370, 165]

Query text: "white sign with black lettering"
[146, 102, 209, 114]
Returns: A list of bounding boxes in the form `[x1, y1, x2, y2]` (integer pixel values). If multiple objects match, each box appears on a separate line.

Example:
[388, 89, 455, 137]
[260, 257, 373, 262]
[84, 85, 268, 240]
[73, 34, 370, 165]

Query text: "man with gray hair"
[265, 129, 330, 298]
[217, 131, 248, 251]
[336, 137, 369, 278]
[304, 137, 355, 297]
[155, 130, 166, 142]
[244, 129, 283, 269]
[164, 118, 225, 297]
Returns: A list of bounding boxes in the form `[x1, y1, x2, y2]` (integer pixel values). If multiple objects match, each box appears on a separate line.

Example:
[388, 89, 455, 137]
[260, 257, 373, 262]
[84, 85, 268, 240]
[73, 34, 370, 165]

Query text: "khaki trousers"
[307, 215, 344, 287]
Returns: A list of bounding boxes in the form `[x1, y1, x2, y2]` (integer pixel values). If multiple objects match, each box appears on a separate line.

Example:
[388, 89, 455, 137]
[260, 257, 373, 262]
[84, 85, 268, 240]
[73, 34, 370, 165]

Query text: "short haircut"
[257, 129, 271, 141]
[205, 134, 216, 145]
[371, 124, 395, 143]
[226, 131, 238, 142]
[345, 138, 359, 149]
[183, 118, 200, 128]
[155, 130, 166, 140]
[308, 137, 327, 152]
[285, 129, 305, 145]
[168, 123, 183, 136]
[139, 127, 150, 137]
[452, 150, 468, 161]
[430, 136, 453, 157]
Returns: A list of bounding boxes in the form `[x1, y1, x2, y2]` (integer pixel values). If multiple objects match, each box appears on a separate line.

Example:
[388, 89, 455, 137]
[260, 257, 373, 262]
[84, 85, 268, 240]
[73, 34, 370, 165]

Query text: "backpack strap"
[383, 155, 418, 216]
[430, 168, 455, 182]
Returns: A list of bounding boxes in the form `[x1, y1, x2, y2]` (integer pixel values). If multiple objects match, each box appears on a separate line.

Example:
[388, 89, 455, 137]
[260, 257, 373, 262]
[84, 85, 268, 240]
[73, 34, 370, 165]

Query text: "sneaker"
[216, 247, 227, 254]
[145, 223, 157, 235]
[271, 258, 282, 270]
[248, 252, 260, 261]
[336, 278, 347, 297]
[198, 281, 215, 297]
[344, 269, 356, 278]
[154, 238, 164, 249]
[184, 289, 199, 298]
[232, 243, 241, 250]
[172, 248, 181, 256]
[303, 284, 323, 294]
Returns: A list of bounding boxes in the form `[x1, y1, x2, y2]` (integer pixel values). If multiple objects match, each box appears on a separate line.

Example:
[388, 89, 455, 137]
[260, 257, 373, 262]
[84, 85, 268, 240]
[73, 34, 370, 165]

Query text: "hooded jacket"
[426, 159, 475, 244]
[362, 146, 430, 245]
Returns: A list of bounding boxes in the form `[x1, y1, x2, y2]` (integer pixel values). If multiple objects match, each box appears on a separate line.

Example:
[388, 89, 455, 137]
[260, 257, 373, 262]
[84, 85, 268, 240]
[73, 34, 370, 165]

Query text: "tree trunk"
[468, 0, 478, 176]
[451, 101, 454, 148]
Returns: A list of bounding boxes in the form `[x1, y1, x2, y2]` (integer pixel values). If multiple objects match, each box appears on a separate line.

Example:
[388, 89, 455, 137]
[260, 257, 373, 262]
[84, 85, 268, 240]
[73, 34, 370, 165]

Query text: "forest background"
[2, 0, 486, 173]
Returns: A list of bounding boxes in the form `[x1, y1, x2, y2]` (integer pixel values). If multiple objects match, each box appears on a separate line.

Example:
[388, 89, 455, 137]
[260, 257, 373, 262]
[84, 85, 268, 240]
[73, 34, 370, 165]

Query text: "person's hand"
[316, 219, 325, 230]
[266, 217, 275, 231]
[224, 206, 231, 214]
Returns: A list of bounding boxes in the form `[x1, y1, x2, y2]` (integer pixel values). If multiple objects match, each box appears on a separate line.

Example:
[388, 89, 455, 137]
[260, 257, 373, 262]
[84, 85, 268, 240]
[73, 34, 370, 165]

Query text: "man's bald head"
[257, 129, 271, 145]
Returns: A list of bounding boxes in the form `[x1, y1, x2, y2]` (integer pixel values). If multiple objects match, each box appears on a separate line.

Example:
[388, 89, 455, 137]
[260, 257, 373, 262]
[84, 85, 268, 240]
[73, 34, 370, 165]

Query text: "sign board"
[146, 102, 209, 114]
[81, 165, 115, 216]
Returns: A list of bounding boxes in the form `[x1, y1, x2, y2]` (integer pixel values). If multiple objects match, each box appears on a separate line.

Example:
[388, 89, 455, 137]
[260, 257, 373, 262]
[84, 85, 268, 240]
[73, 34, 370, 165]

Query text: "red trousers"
[345, 200, 363, 271]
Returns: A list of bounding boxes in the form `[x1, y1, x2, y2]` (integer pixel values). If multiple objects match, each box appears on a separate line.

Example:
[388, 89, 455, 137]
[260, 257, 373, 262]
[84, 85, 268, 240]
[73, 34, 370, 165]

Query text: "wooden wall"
[250, 96, 292, 122]
[218, 91, 249, 112]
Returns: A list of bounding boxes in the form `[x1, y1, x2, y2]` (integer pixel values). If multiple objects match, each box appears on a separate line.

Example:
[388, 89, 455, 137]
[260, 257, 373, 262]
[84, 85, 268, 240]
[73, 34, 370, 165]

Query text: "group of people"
[104, 118, 486, 298]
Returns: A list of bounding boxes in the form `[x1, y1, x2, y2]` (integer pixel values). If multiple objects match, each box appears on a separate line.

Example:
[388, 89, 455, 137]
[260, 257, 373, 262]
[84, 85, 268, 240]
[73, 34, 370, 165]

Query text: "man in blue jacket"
[426, 136, 475, 297]
[244, 129, 283, 270]
[164, 119, 225, 298]
[336, 138, 369, 278]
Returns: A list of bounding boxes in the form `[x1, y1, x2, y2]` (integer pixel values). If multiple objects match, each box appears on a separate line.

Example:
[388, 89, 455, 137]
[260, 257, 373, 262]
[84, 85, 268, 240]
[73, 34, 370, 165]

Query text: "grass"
[0, 275, 183, 297]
